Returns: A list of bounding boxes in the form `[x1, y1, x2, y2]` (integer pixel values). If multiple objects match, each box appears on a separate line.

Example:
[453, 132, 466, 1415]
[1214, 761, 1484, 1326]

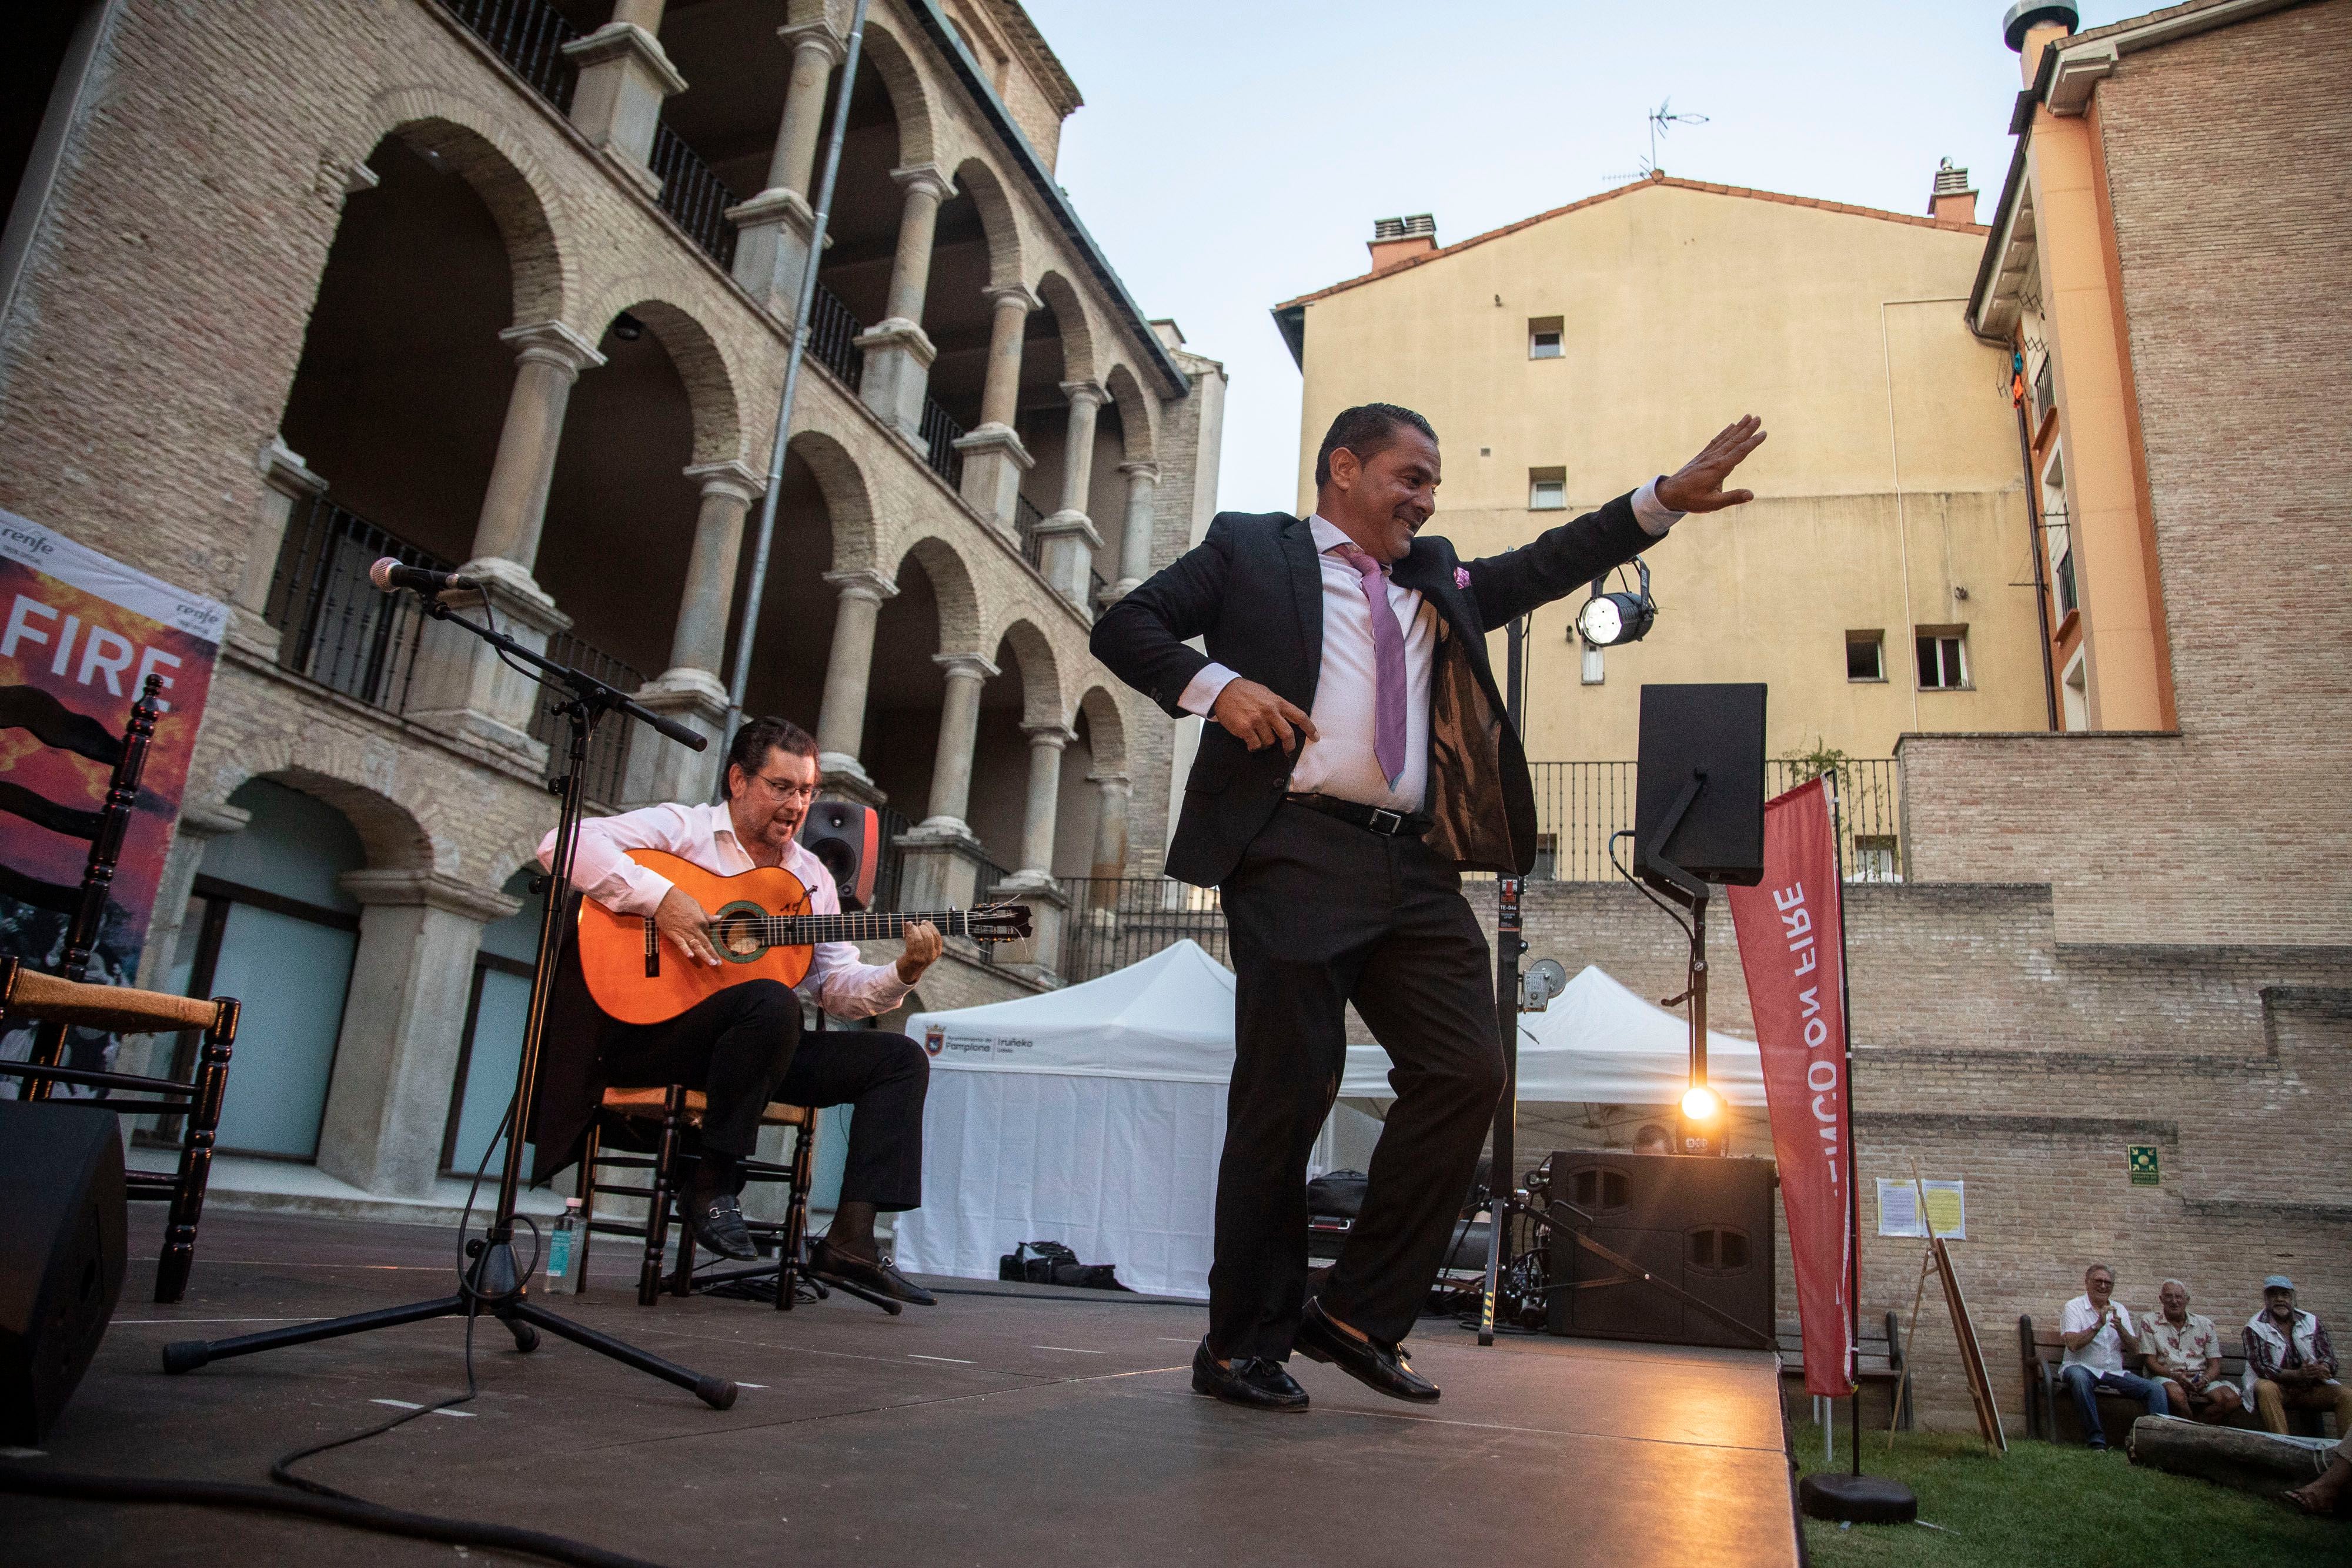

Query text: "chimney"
[1929, 159, 1977, 224]
[1367, 213, 1437, 274]
[2003, 1, 2079, 85]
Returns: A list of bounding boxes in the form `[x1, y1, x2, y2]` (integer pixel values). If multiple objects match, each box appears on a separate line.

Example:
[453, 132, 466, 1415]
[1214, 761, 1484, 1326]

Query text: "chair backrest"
[0, 673, 163, 982]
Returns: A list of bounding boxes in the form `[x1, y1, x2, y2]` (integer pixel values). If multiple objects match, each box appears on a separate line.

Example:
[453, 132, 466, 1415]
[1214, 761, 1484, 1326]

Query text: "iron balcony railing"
[1520, 759, 1905, 884]
[918, 396, 965, 490]
[649, 121, 738, 269]
[439, 0, 578, 111]
[1058, 878, 1228, 984]
[804, 281, 865, 390]
[1015, 493, 1048, 571]
[532, 631, 643, 808]
[263, 497, 447, 714]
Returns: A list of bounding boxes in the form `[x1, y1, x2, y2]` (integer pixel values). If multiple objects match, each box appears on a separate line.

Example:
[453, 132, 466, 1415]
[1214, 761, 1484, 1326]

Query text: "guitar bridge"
[644, 915, 660, 978]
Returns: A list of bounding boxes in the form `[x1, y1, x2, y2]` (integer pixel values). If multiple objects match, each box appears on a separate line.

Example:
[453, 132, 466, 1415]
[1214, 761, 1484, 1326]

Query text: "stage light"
[1681, 1083, 1723, 1122]
[1575, 557, 1655, 646]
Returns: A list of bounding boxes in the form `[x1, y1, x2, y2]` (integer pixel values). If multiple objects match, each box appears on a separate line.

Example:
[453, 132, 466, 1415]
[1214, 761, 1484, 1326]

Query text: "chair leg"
[155, 1020, 233, 1305]
[639, 1085, 684, 1307]
[668, 1148, 699, 1298]
[777, 1117, 818, 1312]
[572, 1126, 600, 1297]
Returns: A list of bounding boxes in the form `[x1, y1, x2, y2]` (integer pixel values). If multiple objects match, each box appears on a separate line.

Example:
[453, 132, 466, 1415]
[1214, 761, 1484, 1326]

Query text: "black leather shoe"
[685, 1192, 759, 1262]
[1191, 1338, 1308, 1412]
[1294, 1299, 1439, 1402]
[811, 1239, 938, 1306]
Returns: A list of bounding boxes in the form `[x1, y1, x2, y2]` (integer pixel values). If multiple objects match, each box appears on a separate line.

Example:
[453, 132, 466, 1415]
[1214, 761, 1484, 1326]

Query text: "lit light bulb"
[1681, 1084, 1723, 1122]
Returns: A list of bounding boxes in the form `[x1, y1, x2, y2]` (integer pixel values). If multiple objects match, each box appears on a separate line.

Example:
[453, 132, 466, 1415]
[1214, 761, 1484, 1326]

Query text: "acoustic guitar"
[576, 849, 1031, 1025]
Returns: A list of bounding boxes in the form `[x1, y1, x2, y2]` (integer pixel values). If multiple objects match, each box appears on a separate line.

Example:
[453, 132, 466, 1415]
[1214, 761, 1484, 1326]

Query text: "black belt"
[1284, 793, 1431, 837]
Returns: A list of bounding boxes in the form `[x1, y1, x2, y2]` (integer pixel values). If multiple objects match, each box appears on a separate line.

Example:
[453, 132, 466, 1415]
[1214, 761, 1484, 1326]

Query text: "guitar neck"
[758, 910, 972, 945]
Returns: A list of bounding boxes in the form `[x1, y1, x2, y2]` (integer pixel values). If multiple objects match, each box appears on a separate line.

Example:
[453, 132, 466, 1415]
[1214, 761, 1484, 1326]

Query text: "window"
[1850, 835, 1900, 883]
[1529, 466, 1566, 510]
[1916, 628, 1969, 690]
[2042, 445, 2074, 618]
[2062, 650, 2088, 732]
[1528, 316, 1563, 359]
[1530, 833, 1558, 880]
[1845, 631, 1885, 683]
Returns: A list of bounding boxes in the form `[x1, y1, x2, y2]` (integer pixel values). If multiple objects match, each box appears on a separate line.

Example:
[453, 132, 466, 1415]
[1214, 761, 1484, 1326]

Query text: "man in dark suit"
[1092, 403, 1764, 1411]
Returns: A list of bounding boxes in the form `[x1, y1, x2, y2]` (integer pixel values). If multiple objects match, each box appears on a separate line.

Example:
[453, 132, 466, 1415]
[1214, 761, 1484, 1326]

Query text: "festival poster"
[0, 507, 226, 1088]
[1726, 776, 1856, 1398]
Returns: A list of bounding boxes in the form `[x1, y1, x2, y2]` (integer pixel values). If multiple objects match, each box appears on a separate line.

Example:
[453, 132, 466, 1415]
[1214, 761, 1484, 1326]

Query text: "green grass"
[1789, 1422, 2344, 1567]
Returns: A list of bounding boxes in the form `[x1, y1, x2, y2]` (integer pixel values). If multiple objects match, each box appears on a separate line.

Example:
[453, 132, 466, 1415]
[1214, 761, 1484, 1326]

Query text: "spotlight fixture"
[1575, 557, 1656, 647]
[1680, 1082, 1723, 1122]
[611, 312, 645, 342]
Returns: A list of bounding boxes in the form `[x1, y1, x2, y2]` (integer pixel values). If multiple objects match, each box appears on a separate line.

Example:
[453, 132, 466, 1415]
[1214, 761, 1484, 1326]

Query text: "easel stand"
[163, 596, 739, 1410]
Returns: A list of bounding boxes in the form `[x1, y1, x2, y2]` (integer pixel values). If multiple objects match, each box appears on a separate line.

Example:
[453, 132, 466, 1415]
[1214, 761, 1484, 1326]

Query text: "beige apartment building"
[1275, 172, 2050, 801]
[0, 0, 1222, 1213]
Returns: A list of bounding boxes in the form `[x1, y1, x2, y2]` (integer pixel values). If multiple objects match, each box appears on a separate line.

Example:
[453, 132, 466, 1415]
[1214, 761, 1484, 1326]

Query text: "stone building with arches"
[0, 0, 1225, 1211]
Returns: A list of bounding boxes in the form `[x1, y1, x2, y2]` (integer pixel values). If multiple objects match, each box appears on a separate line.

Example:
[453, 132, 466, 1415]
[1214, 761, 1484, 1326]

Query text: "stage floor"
[11, 1209, 1800, 1567]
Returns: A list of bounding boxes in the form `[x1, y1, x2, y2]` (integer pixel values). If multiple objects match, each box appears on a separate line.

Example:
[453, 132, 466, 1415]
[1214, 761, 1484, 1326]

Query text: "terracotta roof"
[1272, 173, 1992, 313]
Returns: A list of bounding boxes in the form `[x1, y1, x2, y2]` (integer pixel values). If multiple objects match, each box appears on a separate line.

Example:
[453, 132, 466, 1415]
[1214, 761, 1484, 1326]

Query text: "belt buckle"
[1368, 807, 1404, 835]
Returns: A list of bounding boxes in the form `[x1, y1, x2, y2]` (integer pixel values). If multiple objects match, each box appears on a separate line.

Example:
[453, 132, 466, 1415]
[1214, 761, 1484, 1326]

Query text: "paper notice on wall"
[1877, 1178, 1966, 1239]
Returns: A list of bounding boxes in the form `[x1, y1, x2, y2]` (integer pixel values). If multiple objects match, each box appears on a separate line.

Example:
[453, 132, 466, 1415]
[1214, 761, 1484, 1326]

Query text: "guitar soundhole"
[711, 902, 769, 963]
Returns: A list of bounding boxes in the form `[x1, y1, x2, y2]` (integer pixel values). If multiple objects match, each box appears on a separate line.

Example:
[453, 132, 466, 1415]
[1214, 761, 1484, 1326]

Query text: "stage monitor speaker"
[801, 800, 881, 911]
[1635, 683, 1767, 888]
[0, 1101, 126, 1445]
[1545, 1149, 1775, 1351]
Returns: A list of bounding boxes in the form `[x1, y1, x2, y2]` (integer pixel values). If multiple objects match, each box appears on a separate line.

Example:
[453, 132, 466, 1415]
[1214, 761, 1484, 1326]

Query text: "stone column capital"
[890, 163, 957, 204]
[1022, 723, 1075, 750]
[682, 458, 766, 504]
[984, 282, 1042, 315]
[1060, 380, 1108, 410]
[1118, 460, 1161, 483]
[560, 21, 688, 96]
[180, 799, 255, 839]
[1085, 772, 1132, 792]
[499, 319, 608, 376]
[934, 651, 1000, 684]
[822, 567, 899, 604]
[777, 17, 847, 67]
[258, 435, 328, 501]
[339, 868, 525, 923]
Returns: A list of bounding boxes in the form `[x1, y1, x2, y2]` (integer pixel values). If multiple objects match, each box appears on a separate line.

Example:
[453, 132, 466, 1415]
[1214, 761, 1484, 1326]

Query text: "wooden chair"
[0, 958, 238, 1302]
[574, 1084, 894, 1313]
[1, 673, 240, 1303]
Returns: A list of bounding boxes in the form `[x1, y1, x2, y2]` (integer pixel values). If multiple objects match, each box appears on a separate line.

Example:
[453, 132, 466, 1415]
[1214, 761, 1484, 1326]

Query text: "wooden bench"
[1777, 1309, 1912, 1431]
[2017, 1315, 2334, 1443]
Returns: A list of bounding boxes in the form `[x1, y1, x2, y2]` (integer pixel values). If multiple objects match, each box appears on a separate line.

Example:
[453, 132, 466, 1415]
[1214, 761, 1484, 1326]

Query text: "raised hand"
[1656, 415, 1768, 514]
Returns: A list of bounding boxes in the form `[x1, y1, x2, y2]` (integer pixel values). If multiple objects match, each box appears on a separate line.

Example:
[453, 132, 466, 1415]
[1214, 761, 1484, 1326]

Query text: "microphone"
[370, 558, 480, 595]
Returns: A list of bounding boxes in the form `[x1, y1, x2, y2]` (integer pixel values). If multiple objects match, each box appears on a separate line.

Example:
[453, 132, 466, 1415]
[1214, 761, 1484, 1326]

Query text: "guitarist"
[539, 716, 943, 1305]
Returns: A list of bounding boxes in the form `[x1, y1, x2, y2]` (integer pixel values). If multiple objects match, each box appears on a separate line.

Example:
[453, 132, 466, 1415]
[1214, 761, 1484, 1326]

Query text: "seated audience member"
[2284, 1432, 2351, 1517]
[2244, 1275, 2352, 1437]
[2058, 1262, 2170, 1449]
[1632, 1123, 1673, 1156]
[2142, 1278, 2241, 1424]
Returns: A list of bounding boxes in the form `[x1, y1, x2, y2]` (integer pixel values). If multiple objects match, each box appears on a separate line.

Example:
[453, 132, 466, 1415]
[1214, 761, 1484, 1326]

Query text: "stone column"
[894, 652, 995, 913]
[1035, 382, 1106, 609]
[954, 284, 1038, 530]
[993, 724, 1072, 982]
[619, 459, 764, 810]
[1087, 772, 1132, 880]
[726, 18, 845, 316]
[407, 322, 600, 763]
[313, 871, 522, 1198]
[227, 436, 327, 661]
[814, 568, 897, 796]
[853, 165, 954, 442]
[1110, 460, 1160, 601]
[562, 7, 687, 199]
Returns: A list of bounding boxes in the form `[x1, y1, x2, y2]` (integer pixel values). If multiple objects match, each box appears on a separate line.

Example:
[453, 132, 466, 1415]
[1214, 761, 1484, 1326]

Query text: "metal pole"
[1479, 617, 1529, 1346]
[721, 0, 871, 767]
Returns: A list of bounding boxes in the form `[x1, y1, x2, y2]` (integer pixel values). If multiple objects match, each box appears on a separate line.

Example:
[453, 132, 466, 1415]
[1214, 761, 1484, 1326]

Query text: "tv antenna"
[1609, 98, 1710, 180]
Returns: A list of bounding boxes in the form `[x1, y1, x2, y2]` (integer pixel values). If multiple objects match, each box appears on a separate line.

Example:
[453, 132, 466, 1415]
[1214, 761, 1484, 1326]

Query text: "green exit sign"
[2128, 1145, 2160, 1186]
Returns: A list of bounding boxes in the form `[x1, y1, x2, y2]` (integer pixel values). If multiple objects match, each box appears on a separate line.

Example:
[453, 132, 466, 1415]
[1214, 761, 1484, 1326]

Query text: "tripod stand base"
[1797, 1472, 1917, 1524]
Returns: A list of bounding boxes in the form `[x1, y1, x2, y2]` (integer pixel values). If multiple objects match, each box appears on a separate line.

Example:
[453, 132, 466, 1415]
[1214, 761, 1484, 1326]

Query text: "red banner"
[1727, 777, 1854, 1397]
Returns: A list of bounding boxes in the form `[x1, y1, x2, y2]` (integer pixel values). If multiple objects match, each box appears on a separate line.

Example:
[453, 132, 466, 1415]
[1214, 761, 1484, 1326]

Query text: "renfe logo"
[923, 1024, 944, 1057]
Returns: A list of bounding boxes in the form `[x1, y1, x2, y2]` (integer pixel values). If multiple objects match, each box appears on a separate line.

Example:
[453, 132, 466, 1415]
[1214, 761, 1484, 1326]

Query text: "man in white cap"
[2244, 1275, 2352, 1436]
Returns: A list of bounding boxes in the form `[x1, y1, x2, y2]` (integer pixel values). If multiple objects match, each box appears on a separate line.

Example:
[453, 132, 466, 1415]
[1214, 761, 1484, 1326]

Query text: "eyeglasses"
[750, 773, 818, 804]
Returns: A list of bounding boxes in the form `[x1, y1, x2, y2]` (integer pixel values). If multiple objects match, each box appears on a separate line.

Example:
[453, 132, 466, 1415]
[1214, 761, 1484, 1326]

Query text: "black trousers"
[1211, 804, 1504, 1361]
[599, 979, 930, 1211]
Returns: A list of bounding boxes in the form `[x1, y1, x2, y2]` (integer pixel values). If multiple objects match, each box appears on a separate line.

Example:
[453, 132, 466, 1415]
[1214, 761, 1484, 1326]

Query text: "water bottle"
[547, 1198, 583, 1289]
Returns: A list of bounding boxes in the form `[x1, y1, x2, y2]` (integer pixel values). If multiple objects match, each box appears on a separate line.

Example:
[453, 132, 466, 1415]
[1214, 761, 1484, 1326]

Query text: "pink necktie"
[1334, 543, 1408, 789]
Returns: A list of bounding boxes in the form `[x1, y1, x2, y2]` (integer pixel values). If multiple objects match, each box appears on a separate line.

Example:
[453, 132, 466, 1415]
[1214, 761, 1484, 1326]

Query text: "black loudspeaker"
[1545, 1150, 1775, 1350]
[0, 1101, 127, 1443]
[1635, 683, 1767, 888]
[800, 800, 881, 911]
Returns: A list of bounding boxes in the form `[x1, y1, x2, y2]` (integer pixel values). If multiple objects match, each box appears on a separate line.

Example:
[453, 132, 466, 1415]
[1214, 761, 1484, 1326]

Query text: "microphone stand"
[165, 593, 738, 1409]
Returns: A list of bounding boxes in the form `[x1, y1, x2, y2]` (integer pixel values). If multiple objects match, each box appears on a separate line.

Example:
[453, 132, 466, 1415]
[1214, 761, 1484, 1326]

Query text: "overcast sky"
[1023, 0, 2139, 514]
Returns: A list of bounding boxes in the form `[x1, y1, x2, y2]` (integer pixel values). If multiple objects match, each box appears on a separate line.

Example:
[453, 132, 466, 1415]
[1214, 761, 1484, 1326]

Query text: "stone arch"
[1032, 270, 1097, 384]
[858, 22, 940, 168]
[953, 156, 1027, 289]
[786, 427, 878, 572]
[1102, 362, 1158, 464]
[989, 616, 1067, 729]
[356, 85, 577, 323]
[1075, 685, 1129, 775]
[894, 534, 983, 655]
[200, 734, 440, 873]
[573, 286, 744, 465]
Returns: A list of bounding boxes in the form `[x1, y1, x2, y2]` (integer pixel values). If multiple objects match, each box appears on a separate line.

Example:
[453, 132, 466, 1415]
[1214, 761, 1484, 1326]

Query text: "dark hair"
[723, 716, 819, 797]
[1314, 402, 1437, 488]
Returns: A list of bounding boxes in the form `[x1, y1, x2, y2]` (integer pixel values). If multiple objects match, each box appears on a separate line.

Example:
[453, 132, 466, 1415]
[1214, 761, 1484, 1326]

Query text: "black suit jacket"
[1091, 493, 1657, 887]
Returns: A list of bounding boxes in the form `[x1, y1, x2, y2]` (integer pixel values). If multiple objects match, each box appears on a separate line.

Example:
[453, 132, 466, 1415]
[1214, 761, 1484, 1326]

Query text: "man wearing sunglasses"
[536, 715, 943, 1304]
